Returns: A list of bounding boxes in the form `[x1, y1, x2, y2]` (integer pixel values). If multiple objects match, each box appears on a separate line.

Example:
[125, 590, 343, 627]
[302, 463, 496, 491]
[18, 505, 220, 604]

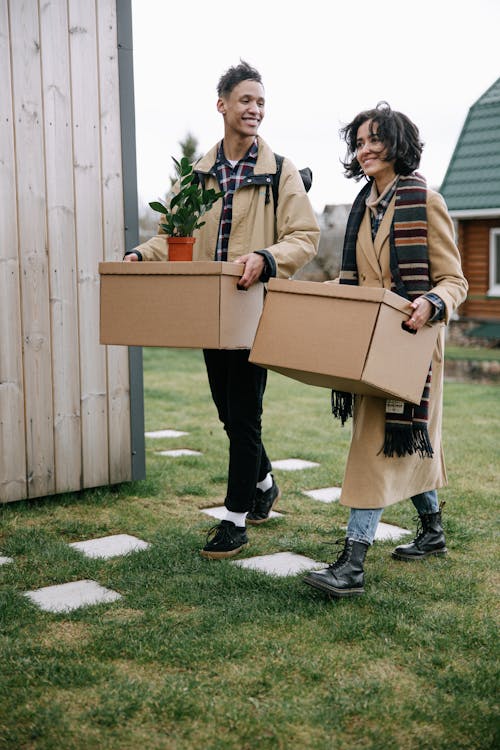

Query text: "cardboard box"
[99, 261, 264, 349]
[249, 278, 443, 404]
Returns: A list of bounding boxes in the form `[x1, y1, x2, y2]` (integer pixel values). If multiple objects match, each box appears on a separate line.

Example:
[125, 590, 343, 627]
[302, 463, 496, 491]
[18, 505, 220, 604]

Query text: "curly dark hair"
[216, 60, 263, 98]
[340, 101, 424, 180]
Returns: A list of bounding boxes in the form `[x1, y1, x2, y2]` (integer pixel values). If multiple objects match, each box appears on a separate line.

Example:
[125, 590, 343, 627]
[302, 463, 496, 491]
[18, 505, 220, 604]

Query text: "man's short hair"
[217, 60, 263, 98]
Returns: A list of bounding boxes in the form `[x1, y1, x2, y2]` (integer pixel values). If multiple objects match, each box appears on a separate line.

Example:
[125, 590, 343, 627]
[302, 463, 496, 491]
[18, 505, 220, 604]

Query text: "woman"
[304, 102, 468, 598]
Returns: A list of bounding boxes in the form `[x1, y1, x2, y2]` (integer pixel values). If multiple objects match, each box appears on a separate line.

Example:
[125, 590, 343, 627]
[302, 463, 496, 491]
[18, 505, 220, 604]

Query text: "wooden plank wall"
[459, 219, 500, 319]
[0, 0, 132, 503]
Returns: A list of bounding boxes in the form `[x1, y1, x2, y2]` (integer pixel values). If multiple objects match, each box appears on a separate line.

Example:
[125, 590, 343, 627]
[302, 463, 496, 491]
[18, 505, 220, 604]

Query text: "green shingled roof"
[440, 76, 500, 212]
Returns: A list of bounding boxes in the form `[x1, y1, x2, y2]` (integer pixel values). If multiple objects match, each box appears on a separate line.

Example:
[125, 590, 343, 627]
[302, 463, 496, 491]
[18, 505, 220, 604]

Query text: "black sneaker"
[200, 520, 249, 559]
[247, 478, 281, 525]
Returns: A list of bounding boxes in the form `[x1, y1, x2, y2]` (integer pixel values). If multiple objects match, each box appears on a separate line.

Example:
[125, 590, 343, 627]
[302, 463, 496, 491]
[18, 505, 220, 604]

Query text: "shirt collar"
[217, 138, 258, 167]
[366, 175, 399, 213]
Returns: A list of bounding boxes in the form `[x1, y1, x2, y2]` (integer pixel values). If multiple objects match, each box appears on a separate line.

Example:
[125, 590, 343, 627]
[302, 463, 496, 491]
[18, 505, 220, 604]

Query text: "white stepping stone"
[340, 521, 411, 542]
[69, 534, 150, 560]
[145, 429, 188, 438]
[0, 556, 13, 566]
[233, 551, 322, 577]
[24, 580, 122, 613]
[272, 458, 320, 471]
[303, 487, 342, 503]
[156, 449, 202, 457]
[374, 522, 411, 541]
[200, 505, 283, 521]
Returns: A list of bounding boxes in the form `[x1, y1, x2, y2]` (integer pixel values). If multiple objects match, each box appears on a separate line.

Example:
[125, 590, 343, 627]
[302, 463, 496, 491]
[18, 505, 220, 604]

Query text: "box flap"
[98, 261, 245, 277]
[267, 278, 412, 314]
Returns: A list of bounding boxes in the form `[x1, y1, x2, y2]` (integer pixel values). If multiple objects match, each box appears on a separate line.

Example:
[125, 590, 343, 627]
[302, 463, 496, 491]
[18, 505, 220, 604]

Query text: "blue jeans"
[346, 490, 439, 545]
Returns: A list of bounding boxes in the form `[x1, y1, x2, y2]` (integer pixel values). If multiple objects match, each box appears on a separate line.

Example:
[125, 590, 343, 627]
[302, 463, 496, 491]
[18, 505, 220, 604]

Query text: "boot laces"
[205, 522, 235, 545]
[325, 538, 350, 570]
[413, 515, 426, 543]
[413, 502, 445, 543]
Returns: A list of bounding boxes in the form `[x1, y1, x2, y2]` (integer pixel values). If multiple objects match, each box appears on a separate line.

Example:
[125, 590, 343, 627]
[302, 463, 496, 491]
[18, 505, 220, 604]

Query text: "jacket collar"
[356, 194, 396, 278]
[194, 136, 277, 176]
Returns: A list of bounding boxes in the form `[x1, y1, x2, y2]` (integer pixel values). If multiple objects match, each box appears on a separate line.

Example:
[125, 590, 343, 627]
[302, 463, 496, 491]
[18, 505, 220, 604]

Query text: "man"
[125, 61, 319, 558]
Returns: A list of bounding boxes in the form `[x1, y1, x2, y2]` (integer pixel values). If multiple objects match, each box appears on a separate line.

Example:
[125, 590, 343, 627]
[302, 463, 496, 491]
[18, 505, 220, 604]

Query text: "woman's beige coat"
[135, 137, 319, 279]
[340, 188, 468, 509]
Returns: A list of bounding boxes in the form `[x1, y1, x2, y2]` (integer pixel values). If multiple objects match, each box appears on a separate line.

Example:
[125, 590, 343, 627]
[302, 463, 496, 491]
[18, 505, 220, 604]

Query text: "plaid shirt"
[214, 139, 258, 260]
[368, 177, 399, 240]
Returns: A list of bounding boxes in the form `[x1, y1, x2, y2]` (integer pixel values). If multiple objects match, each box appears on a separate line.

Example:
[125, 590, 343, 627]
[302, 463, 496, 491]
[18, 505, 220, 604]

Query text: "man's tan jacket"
[135, 137, 319, 280]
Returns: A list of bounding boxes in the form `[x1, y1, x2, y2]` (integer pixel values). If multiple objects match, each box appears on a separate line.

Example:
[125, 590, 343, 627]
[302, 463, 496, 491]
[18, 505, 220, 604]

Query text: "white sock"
[225, 510, 247, 528]
[256, 473, 273, 492]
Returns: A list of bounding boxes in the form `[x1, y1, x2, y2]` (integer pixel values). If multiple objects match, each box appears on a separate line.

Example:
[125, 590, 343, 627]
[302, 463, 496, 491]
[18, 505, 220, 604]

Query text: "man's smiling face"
[217, 80, 265, 139]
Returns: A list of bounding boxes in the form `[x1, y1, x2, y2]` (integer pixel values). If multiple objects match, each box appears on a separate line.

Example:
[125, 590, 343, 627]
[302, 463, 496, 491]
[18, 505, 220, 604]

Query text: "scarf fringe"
[382, 426, 434, 459]
[331, 391, 352, 426]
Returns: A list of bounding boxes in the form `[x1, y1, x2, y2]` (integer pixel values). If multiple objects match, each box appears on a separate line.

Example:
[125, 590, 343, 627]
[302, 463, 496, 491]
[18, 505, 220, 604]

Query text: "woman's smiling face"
[356, 119, 396, 190]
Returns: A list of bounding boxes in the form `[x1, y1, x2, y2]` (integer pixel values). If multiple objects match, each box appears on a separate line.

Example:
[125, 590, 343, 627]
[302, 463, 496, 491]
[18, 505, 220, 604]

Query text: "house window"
[489, 229, 500, 296]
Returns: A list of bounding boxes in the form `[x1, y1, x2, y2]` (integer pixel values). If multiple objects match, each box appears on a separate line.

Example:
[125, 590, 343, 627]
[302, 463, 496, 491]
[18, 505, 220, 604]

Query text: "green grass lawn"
[1, 348, 498, 750]
[445, 345, 500, 361]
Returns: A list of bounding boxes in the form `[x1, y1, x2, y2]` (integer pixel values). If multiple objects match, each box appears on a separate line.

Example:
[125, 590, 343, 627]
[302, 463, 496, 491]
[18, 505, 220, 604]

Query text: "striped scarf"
[332, 173, 434, 459]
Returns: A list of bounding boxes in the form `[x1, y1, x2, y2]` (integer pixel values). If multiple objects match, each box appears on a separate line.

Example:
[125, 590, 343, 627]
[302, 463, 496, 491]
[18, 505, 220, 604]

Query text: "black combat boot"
[303, 538, 369, 597]
[392, 503, 447, 561]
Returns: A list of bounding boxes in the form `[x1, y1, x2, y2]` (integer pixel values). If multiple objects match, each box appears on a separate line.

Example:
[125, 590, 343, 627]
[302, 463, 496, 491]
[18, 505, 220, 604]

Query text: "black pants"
[203, 348, 272, 513]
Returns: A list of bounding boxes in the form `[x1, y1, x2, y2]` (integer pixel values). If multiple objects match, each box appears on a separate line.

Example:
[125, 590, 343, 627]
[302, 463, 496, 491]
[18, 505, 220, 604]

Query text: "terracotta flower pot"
[167, 236, 196, 261]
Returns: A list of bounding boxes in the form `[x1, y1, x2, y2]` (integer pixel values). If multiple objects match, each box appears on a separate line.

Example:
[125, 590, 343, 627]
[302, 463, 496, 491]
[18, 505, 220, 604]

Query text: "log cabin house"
[440, 76, 500, 341]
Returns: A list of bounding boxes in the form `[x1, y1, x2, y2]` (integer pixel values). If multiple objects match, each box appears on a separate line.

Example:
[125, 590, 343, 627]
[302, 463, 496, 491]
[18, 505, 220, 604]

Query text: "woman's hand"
[406, 296, 432, 331]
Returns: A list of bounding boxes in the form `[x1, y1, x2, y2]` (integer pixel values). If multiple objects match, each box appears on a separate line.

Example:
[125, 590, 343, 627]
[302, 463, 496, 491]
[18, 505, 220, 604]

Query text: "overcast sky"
[131, 0, 500, 215]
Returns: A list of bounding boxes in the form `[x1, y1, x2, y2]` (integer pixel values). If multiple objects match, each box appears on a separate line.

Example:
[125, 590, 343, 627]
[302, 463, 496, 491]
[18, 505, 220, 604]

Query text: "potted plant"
[149, 156, 222, 261]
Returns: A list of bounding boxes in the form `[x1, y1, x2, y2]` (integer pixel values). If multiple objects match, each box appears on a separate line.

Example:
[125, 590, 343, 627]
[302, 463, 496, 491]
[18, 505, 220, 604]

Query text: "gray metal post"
[116, 0, 145, 480]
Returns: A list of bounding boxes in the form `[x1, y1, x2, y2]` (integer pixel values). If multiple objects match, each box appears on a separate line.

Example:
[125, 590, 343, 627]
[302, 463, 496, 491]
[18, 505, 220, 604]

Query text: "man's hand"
[234, 252, 264, 289]
[406, 296, 432, 331]
[123, 253, 139, 262]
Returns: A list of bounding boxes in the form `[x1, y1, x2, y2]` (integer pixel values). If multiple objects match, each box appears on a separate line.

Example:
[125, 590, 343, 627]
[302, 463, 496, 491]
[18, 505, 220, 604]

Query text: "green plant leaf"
[149, 201, 168, 214]
[169, 192, 183, 209]
[149, 157, 222, 236]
